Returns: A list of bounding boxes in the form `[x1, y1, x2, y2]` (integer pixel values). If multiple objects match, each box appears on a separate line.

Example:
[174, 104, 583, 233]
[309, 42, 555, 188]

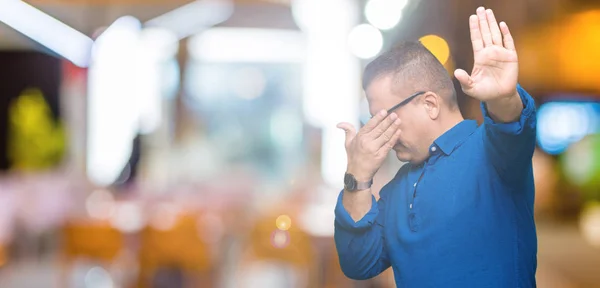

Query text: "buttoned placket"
[409, 145, 439, 209]
[408, 144, 440, 232]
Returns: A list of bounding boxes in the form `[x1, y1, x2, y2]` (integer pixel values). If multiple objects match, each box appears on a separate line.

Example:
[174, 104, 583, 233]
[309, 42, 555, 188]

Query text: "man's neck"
[431, 112, 465, 142]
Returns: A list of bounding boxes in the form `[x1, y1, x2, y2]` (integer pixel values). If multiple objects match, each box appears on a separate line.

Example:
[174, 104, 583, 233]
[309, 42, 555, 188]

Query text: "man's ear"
[423, 92, 440, 119]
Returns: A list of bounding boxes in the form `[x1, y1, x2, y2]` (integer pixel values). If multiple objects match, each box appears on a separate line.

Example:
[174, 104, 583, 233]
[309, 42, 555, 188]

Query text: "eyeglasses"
[384, 91, 426, 115]
[360, 91, 426, 126]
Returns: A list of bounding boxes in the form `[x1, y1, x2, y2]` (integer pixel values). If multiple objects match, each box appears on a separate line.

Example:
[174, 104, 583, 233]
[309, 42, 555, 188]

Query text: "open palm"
[454, 7, 519, 101]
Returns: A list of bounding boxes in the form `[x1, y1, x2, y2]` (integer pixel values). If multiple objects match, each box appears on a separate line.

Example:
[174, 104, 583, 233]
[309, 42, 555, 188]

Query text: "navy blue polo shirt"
[334, 85, 537, 287]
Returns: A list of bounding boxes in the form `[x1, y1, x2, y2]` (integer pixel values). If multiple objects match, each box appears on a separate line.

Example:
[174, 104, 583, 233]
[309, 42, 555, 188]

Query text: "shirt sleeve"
[333, 189, 390, 280]
[481, 84, 537, 182]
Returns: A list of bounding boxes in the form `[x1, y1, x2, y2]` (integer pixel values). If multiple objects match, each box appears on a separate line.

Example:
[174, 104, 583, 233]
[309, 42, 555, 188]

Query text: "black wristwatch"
[344, 173, 373, 192]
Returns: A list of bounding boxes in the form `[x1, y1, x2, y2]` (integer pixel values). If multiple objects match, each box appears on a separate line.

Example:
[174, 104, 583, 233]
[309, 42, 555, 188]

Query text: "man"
[335, 7, 537, 287]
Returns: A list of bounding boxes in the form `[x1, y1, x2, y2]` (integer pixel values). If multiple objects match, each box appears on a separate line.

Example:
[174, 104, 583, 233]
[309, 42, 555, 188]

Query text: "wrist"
[485, 88, 523, 123]
[346, 167, 373, 183]
[344, 172, 373, 192]
[489, 88, 519, 104]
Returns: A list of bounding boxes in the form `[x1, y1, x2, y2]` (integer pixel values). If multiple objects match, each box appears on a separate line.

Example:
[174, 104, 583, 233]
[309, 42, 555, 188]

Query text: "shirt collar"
[433, 120, 478, 155]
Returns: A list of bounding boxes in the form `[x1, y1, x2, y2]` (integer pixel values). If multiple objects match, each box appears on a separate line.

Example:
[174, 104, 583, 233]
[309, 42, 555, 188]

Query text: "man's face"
[366, 75, 431, 164]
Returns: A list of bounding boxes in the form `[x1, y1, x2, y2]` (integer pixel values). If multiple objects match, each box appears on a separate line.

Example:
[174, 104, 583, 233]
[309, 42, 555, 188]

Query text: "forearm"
[334, 222, 389, 280]
[334, 188, 390, 280]
[481, 85, 537, 180]
[484, 89, 523, 123]
[342, 188, 373, 222]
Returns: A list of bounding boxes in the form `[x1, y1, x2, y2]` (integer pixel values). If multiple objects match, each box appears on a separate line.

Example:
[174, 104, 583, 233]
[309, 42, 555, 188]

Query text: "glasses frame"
[361, 91, 427, 126]
[384, 91, 427, 115]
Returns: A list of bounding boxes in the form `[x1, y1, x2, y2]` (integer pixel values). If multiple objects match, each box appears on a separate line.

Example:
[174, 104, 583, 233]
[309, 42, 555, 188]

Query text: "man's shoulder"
[453, 123, 486, 152]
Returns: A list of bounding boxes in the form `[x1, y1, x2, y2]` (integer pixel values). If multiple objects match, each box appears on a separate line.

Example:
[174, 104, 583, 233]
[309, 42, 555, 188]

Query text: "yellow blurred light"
[518, 10, 600, 92]
[443, 55, 455, 76]
[580, 201, 600, 248]
[276, 214, 292, 231]
[419, 35, 450, 65]
[8, 88, 66, 171]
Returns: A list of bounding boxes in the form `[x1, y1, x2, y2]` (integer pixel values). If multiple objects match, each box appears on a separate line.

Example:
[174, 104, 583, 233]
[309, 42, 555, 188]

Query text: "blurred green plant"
[7, 88, 66, 171]
[561, 134, 600, 202]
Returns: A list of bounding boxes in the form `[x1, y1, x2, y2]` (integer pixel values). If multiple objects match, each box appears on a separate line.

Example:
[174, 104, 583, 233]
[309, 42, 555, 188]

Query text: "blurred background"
[0, 0, 599, 287]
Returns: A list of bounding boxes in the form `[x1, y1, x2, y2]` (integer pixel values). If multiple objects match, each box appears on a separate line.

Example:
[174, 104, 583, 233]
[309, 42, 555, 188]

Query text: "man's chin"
[394, 150, 411, 162]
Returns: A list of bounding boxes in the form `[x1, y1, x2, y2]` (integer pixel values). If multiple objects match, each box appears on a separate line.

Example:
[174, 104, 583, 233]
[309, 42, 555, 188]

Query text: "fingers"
[373, 117, 401, 148]
[379, 128, 402, 154]
[337, 122, 357, 149]
[361, 109, 387, 134]
[476, 7, 493, 47]
[454, 69, 474, 91]
[485, 9, 503, 46]
[367, 112, 398, 139]
[469, 15, 483, 52]
[473, 7, 513, 50]
[499, 21, 515, 51]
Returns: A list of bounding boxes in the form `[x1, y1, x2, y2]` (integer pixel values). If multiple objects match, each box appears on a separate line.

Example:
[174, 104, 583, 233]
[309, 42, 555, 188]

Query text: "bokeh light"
[364, 0, 407, 30]
[85, 189, 116, 220]
[109, 202, 144, 233]
[556, 10, 600, 91]
[84, 266, 115, 288]
[580, 202, 600, 248]
[348, 24, 383, 59]
[2, 2, 600, 287]
[150, 203, 180, 231]
[275, 214, 292, 231]
[563, 135, 596, 186]
[562, 134, 600, 200]
[537, 101, 598, 155]
[270, 229, 290, 249]
[419, 34, 450, 65]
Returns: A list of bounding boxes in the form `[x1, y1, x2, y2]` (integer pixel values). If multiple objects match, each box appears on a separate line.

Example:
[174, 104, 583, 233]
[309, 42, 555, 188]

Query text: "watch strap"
[355, 179, 373, 190]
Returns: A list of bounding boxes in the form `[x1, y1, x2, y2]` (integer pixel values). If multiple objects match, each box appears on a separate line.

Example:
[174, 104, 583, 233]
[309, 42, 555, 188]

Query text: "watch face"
[344, 173, 356, 191]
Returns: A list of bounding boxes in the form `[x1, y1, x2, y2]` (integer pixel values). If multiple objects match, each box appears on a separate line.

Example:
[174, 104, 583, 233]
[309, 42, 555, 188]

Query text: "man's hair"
[362, 41, 457, 109]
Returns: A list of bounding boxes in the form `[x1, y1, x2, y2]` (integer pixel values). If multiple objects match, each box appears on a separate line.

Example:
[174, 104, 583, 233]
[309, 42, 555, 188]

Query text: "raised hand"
[454, 7, 519, 102]
[337, 110, 402, 183]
